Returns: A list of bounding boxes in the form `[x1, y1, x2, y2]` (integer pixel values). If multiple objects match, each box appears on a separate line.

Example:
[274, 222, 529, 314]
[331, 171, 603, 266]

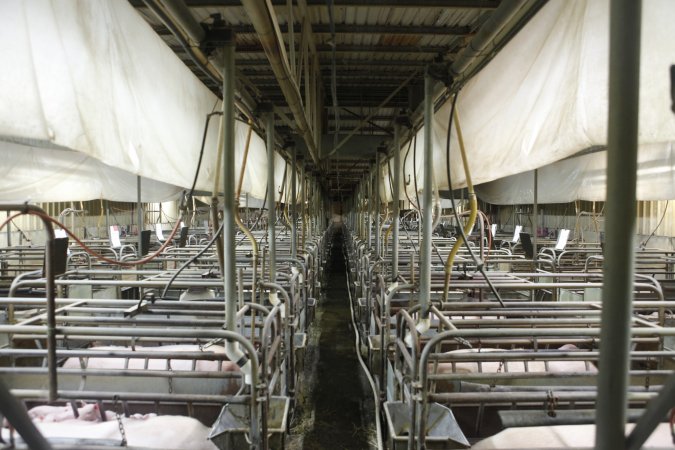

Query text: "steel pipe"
[267, 111, 276, 282]
[595, 1, 642, 448]
[239, 0, 320, 164]
[0, 204, 57, 402]
[137, 175, 143, 255]
[291, 144, 298, 260]
[375, 151, 381, 258]
[419, 70, 434, 321]
[392, 123, 402, 280]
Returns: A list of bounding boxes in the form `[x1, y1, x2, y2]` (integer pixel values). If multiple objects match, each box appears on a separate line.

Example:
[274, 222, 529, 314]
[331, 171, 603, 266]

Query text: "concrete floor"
[288, 226, 376, 450]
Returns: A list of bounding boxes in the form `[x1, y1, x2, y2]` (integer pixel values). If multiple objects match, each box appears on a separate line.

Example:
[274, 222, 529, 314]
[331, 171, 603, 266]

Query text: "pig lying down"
[472, 423, 672, 449]
[3, 411, 218, 450]
[62, 344, 238, 372]
[432, 344, 598, 376]
[25, 402, 117, 422]
[61, 344, 242, 394]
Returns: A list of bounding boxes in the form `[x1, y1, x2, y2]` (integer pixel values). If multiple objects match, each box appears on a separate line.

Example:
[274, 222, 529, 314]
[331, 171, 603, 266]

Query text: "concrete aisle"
[300, 226, 375, 450]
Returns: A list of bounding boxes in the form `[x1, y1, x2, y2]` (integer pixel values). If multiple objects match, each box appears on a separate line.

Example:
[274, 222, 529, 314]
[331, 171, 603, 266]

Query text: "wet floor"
[299, 226, 374, 450]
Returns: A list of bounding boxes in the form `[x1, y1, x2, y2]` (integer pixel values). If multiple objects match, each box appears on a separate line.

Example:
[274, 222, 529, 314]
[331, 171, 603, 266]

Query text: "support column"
[266, 110, 276, 282]
[374, 152, 381, 258]
[6, 211, 11, 247]
[300, 161, 306, 249]
[419, 70, 434, 319]
[533, 169, 538, 260]
[219, 31, 257, 444]
[291, 145, 298, 260]
[137, 175, 143, 254]
[368, 168, 373, 249]
[595, 1, 642, 449]
[222, 37, 237, 331]
[392, 122, 402, 280]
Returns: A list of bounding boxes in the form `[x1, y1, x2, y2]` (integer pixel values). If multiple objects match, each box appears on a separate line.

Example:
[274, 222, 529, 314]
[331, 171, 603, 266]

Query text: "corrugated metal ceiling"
[129, 0, 543, 196]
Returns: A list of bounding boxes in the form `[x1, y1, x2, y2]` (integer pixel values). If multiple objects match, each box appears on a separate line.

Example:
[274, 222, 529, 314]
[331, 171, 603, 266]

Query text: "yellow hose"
[383, 205, 393, 252]
[443, 106, 478, 301]
[235, 121, 258, 261]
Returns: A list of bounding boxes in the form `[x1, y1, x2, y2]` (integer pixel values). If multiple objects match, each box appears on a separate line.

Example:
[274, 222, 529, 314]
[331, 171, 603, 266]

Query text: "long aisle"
[302, 226, 374, 449]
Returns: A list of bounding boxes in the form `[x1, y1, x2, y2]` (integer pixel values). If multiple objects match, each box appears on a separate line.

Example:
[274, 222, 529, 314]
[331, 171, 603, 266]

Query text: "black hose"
[161, 221, 225, 299]
[402, 135, 418, 210]
[188, 112, 223, 206]
[412, 132, 421, 211]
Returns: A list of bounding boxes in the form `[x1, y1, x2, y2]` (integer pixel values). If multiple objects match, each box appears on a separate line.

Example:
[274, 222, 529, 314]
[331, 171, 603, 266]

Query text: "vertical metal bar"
[105, 201, 110, 235]
[393, 123, 401, 280]
[220, 34, 263, 448]
[533, 168, 538, 260]
[137, 175, 143, 254]
[222, 38, 237, 331]
[368, 169, 373, 249]
[0, 205, 56, 401]
[291, 145, 298, 260]
[6, 211, 11, 247]
[375, 152, 381, 258]
[595, 1, 642, 449]
[419, 70, 434, 319]
[267, 111, 276, 282]
[300, 161, 306, 249]
[288, 0, 295, 76]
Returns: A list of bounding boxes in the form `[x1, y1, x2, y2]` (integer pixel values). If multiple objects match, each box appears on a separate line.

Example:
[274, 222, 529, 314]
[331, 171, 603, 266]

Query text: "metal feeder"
[208, 396, 290, 449]
[384, 401, 470, 450]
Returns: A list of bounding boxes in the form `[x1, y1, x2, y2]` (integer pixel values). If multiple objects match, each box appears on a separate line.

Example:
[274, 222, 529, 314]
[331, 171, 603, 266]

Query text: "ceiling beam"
[311, 23, 472, 35]
[240, 58, 432, 66]
[131, 0, 498, 8]
[154, 22, 472, 36]
[173, 43, 450, 55]
[242, 44, 452, 54]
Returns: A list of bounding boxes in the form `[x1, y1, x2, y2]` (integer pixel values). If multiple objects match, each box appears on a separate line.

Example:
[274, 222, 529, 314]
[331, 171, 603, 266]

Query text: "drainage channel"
[293, 225, 376, 450]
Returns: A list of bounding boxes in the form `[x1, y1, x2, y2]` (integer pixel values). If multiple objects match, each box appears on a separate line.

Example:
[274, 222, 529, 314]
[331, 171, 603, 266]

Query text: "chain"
[546, 390, 558, 418]
[112, 396, 127, 446]
[201, 337, 224, 350]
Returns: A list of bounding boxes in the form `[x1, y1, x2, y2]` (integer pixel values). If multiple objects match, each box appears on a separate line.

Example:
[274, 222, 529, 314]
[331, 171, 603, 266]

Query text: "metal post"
[245, 192, 249, 225]
[0, 205, 56, 402]
[266, 110, 276, 282]
[533, 168, 538, 261]
[105, 201, 110, 237]
[291, 146, 298, 260]
[595, 1, 642, 449]
[222, 36, 237, 331]
[300, 161, 306, 249]
[137, 175, 143, 254]
[375, 152, 381, 258]
[368, 169, 373, 249]
[6, 211, 11, 247]
[419, 70, 434, 319]
[392, 123, 402, 280]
